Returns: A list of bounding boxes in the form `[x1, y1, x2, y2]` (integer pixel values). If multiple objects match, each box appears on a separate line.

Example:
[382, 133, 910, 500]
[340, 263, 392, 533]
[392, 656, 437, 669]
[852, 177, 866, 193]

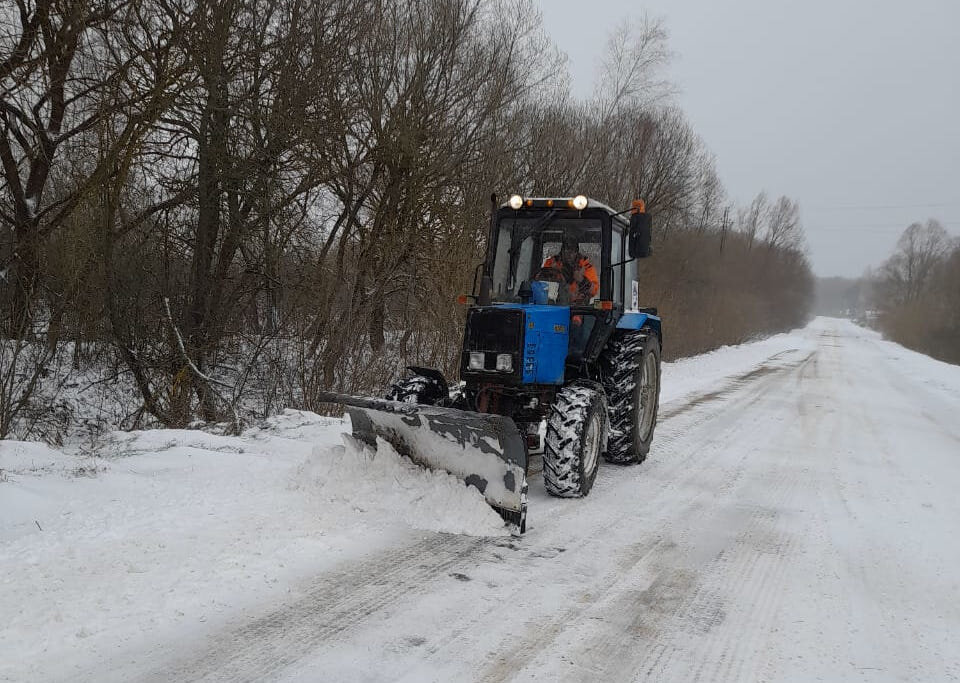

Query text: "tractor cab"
[490, 195, 652, 304]
[489, 211, 604, 307]
[463, 195, 655, 386]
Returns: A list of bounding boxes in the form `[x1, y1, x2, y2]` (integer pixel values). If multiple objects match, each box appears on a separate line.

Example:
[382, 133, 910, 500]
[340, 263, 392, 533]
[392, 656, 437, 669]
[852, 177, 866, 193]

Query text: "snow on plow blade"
[316, 393, 528, 533]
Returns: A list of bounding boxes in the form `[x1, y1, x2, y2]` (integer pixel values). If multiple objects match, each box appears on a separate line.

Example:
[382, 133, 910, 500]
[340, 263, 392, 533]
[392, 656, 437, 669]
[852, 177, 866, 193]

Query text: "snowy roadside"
[0, 412, 506, 682]
[1, 321, 831, 682]
[659, 324, 818, 404]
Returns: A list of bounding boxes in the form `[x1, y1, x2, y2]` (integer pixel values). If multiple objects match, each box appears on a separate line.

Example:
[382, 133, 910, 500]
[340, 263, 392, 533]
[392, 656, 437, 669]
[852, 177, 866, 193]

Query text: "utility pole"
[720, 206, 729, 253]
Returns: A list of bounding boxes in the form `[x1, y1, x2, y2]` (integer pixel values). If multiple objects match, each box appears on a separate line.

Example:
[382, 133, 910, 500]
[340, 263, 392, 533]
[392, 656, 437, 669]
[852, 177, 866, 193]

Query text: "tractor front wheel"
[384, 370, 448, 405]
[542, 381, 609, 497]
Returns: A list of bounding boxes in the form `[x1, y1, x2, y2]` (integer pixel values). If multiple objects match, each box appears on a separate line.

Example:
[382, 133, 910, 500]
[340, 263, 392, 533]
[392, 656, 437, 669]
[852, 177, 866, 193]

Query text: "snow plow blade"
[317, 392, 527, 533]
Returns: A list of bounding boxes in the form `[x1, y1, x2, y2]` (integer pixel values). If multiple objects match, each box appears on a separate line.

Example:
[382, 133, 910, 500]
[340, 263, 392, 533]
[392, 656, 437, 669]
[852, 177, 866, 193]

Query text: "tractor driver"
[536, 235, 599, 304]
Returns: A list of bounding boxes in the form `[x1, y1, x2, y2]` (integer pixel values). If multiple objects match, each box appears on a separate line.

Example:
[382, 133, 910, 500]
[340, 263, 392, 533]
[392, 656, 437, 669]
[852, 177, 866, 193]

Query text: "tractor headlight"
[572, 194, 588, 210]
[496, 354, 512, 372]
[508, 194, 523, 210]
[468, 352, 485, 370]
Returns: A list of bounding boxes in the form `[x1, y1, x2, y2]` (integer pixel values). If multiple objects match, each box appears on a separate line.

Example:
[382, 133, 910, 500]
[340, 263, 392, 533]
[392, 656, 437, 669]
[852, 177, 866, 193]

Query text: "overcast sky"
[533, 0, 960, 277]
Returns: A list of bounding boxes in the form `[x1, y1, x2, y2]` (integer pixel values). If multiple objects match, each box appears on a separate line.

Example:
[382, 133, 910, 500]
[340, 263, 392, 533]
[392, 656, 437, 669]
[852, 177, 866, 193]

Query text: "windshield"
[491, 216, 603, 305]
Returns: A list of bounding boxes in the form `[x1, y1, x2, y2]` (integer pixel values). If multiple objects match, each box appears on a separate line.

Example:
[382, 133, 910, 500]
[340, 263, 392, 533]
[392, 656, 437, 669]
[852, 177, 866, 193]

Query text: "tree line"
[1, 0, 812, 438]
[871, 219, 960, 364]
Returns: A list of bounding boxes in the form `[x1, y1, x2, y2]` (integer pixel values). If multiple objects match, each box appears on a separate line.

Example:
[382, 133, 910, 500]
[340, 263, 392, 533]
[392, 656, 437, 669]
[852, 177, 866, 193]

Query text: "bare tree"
[738, 192, 768, 252]
[872, 220, 959, 364]
[99, 0, 367, 425]
[594, 14, 674, 119]
[763, 195, 804, 252]
[0, 0, 143, 333]
[877, 219, 951, 305]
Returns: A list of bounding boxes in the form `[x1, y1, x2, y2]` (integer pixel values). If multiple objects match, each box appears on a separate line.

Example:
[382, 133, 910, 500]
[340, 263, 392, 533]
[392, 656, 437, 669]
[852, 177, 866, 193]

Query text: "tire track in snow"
[684, 474, 805, 682]
[579, 394, 807, 682]
[676, 384, 813, 682]
[474, 352, 816, 682]
[135, 535, 487, 682]
[476, 535, 672, 683]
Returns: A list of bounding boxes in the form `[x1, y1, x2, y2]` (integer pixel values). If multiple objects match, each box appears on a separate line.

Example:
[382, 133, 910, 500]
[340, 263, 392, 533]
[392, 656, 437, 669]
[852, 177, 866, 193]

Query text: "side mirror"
[628, 212, 652, 258]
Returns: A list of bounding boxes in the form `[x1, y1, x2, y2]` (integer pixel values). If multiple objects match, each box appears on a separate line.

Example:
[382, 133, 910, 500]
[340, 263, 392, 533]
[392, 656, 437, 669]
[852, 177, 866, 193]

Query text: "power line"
[808, 202, 958, 211]
[809, 222, 960, 231]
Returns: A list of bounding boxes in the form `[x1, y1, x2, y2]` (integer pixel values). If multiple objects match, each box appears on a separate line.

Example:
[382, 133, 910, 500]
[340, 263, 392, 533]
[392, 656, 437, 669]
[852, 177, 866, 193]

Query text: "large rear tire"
[601, 331, 661, 464]
[543, 381, 609, 497]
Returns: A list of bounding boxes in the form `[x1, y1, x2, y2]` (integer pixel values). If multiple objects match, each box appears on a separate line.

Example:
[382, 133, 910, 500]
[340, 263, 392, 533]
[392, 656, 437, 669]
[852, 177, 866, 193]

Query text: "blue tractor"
[319, 195, 661, 533]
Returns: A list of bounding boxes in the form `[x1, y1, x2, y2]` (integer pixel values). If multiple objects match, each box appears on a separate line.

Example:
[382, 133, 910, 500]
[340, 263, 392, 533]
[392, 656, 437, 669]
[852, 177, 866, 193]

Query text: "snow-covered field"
[2, 318, 959, 682]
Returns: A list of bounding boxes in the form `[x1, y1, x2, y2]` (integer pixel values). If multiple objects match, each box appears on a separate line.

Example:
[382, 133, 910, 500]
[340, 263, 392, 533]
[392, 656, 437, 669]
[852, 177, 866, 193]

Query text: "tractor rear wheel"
[543, 381, 609, 497]
[601, 331, 661, 464]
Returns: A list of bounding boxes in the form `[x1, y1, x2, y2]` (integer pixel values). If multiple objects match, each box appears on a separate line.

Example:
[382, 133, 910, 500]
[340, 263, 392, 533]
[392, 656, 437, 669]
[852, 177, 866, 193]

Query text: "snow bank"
[660, 326, 818, 404]
[0, 410, 506, 682]
[296, 434, 508, 537]
[0, 440, 73, 477]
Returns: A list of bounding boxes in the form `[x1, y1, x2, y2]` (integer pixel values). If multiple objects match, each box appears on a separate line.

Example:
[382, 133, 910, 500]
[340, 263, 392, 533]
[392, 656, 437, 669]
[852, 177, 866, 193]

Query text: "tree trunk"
[7, 216, 40, 336]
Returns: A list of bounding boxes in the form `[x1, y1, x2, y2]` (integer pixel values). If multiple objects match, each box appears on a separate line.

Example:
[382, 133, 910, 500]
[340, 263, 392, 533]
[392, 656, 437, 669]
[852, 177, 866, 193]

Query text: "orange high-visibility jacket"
[541, 254, 599, 301]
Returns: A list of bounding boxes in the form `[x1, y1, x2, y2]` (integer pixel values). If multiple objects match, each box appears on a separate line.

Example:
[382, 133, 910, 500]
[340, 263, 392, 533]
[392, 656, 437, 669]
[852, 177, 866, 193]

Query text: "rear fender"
[616, 311, 662, 345]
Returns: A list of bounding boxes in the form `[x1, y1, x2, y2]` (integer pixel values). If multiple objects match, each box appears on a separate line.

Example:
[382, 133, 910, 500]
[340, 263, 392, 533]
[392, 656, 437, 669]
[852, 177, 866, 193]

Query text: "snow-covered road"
[3, 318, 959, 682]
